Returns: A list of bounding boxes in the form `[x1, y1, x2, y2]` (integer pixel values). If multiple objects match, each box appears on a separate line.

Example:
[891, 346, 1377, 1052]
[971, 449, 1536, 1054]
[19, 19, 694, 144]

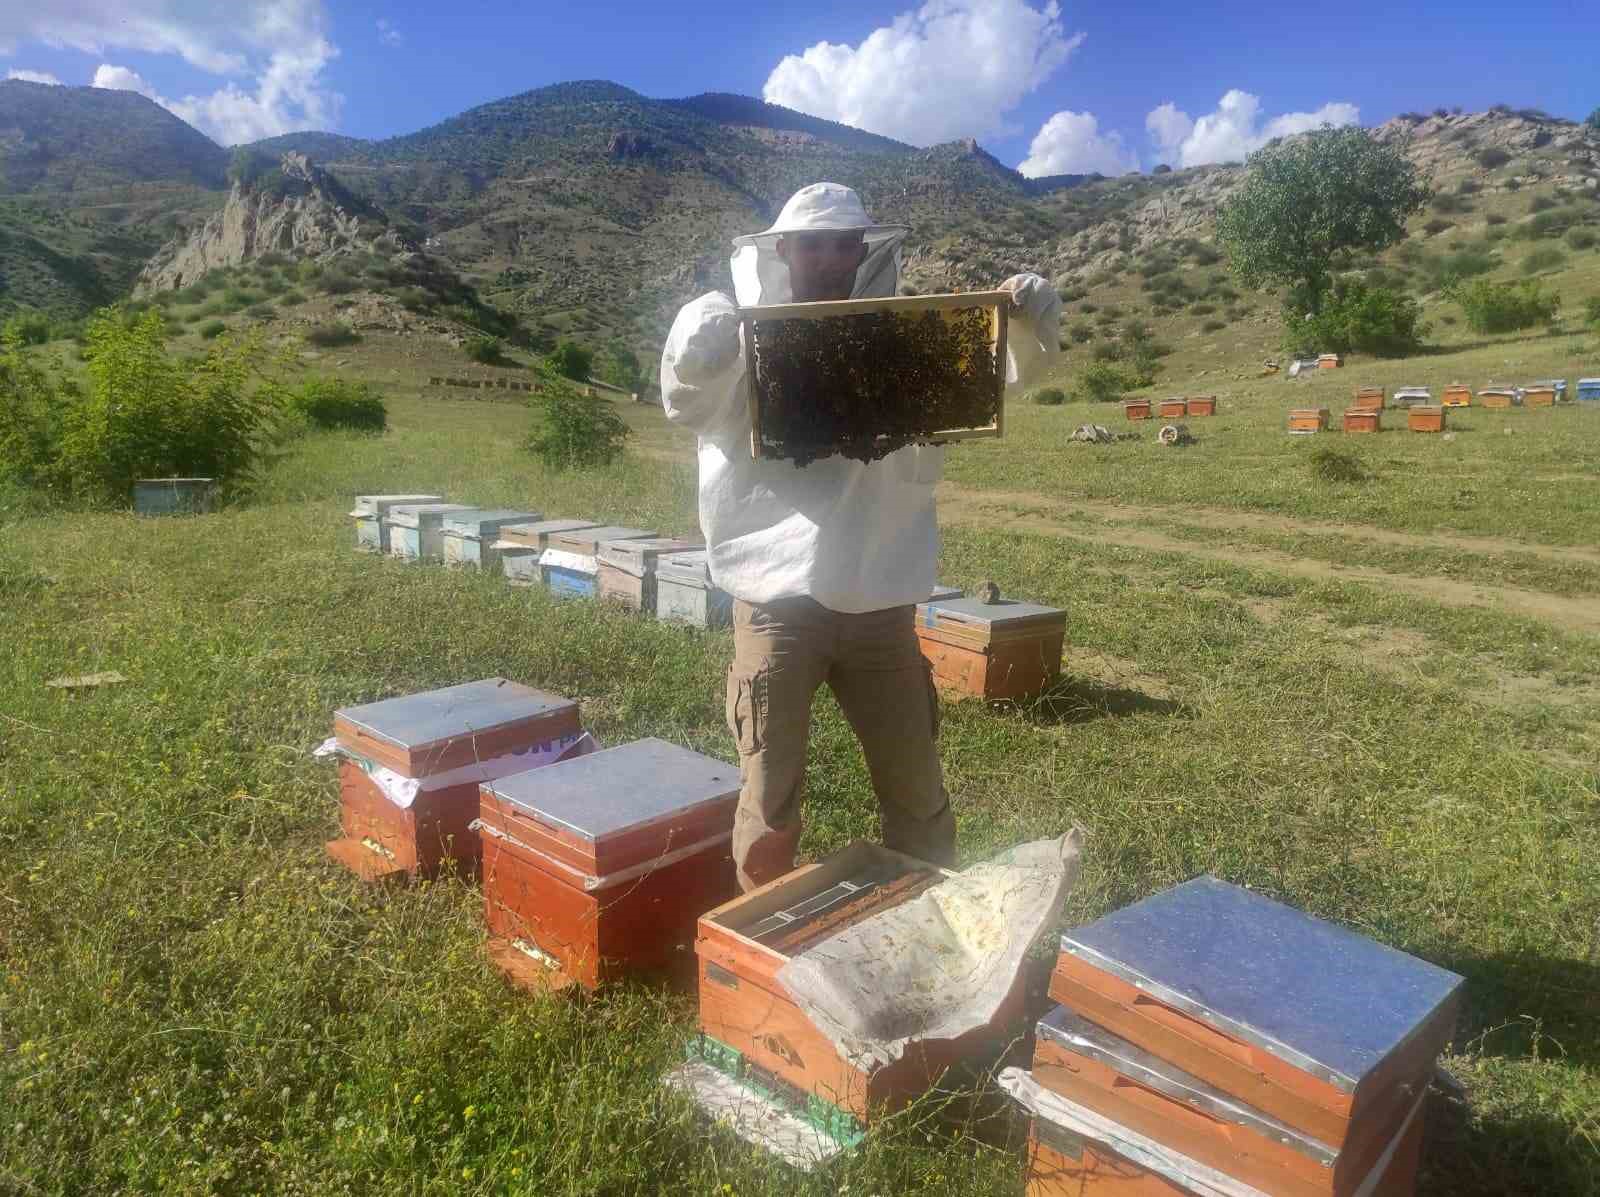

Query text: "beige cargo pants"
[725, 595, 955, 891]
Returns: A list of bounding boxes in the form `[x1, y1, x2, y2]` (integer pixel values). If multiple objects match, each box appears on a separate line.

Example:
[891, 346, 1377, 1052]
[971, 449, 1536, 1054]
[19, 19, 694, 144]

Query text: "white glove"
[999, 273, 1059, 326]
[671, 303, 742, 386]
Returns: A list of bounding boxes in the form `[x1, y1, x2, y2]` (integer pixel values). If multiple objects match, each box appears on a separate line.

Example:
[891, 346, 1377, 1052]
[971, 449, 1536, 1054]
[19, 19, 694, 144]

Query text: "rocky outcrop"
[135, 152, 411, 294]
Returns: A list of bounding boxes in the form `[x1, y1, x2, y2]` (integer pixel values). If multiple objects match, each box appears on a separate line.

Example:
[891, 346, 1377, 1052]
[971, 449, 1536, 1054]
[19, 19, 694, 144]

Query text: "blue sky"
[2, 1, 1595, 172]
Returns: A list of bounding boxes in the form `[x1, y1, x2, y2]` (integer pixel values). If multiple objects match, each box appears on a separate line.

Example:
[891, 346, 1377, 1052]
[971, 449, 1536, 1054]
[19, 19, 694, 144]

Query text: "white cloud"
[1146, 90, 1359, 168]
[376, 19, 402, 48]
[3, 2, 341, 145]
[763, 0, 1083, 147]
[1018, 110, 1137, 177]
[6, 68, 62, 84]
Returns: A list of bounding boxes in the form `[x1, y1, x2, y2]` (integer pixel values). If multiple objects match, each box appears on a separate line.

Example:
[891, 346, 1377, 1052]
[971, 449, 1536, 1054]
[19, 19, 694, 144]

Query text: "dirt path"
[938, 487, 1600, 636]
[938, 484, 1600, 568]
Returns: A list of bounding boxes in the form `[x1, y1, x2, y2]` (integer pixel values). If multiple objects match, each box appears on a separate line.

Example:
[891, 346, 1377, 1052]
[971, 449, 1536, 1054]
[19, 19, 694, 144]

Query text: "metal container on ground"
[385, 503, 476, 561]
[597, 536, 705, 613]
[440, 509, 544, 569]
[478, 737, 740, 990]
[540, 525, 655, 599]
[494, 519, 599, 585]
[133, 478, 217, 516]
[914, 595, 1067, 701]
[351, 494, 444, 552]
[655, 550, 734, 629]
[1389, 387, 1431, 409]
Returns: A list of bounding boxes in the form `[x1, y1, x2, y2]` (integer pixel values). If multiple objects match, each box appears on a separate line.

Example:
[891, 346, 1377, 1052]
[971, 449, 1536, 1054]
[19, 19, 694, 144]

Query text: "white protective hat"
[730, 182, 909, 307]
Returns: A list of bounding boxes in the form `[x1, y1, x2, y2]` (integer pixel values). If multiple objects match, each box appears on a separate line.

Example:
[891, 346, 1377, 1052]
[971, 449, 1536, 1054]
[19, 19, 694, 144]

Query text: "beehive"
[1440, 385, 1472, 408]
[1577, 378, 1600, 402]
[597, 537, 705, 613]
[385, 503, 476, 561]
[479, 738, 739, 990]
[1317, 354, 1341, 369]
[1352, 387, 1385, 411]
[493, 519, 599, 585]
[1342, 409, 1380, 434]
[1478, 388, 1517, 409]
[1522, 386, 1556, 408]
[695, 840, 1018, 1122]
[1408, 406, 1446, 433]
[1390, 388, 1432, 409]
[1124, 400, 1152, 421]
[656, 550, 734, 629]
[1184, 395, 1216, 417]
[351, 494, 443, 552]
[441, 509, 544, 569]
[1288, 408, 1329, 433]
[1158, 399, 1187, 419]
[326, 679, 581, 880]
[540, 525, 656, 598]
[743, 291, 1009, 465]
[133, 478, 217, 516]
[1048, 876, 1462, 1151]
[914, 596, 1066, 701]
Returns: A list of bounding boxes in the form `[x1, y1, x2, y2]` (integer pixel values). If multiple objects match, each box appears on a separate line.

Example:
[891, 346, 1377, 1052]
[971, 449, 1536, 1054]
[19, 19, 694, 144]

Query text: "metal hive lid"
[483, 737, 738, 843]
[440, 509, 544, 536]
[385, 503, 475, 527]
[501, 518, 597, 538]
[353, 493, 444, 515]
[1059, 876, 1464, 1092]
[549, 525, 655, 553]
[914, 596, 1063, 628]
[336, 678, 575, 751]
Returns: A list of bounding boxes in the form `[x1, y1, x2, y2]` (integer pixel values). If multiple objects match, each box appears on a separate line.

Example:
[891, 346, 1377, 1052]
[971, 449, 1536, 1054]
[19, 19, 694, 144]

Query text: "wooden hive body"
[1352, 387, 1385, 411]
[1048, 876, 1462, 1151]
[1477, 388, 1516, 409]
[596, 537, 704, 613]
[656, 551, 734, 629]
[329, 758, 481, 879]
[494, 519, 599, 584]
[1317, 354, 1341, 369]
[914, 597, 1066, 701]
[385, 503, 476, 560]
[1407, 406, 1445, 433]
[541, 525, 656, 598]
[1287, 408, 1329, 433]
[1522, 386, 1556, 408]
[351, 494, 443, 552]
[1124, 400, 1152, 421]
[1184, 396, 1216, 417]
[695, 840, 1020, 1122]
[742, 290, 1009, 465]
[1440, 385, 1472, 408]
[1342, 410, 1380, 433]
[478, 738, 740, 989]
[440, 509, 543, 568]
[1158, 399, 1187, 419]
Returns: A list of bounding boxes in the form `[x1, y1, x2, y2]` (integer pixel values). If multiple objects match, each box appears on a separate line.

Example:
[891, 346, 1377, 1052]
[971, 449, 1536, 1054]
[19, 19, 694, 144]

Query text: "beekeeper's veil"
[730, 183, 909, 306]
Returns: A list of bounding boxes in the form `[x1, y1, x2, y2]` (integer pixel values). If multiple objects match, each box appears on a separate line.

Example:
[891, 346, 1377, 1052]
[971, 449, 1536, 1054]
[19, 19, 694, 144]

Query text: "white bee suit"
[660, 182, 1060, 614]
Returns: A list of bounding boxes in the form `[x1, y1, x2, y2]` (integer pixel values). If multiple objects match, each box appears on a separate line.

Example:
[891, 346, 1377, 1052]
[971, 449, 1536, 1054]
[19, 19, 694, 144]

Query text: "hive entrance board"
[742, 291, 1010, 466]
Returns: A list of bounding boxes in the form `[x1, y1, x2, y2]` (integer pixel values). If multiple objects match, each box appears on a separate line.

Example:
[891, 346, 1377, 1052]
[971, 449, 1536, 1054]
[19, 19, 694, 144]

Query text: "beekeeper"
[660, 182, 1060, 891]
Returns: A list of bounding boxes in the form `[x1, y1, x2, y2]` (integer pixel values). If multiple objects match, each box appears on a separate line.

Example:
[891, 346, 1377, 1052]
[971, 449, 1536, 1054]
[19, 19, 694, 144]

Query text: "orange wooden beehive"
[1440, 384, 1472, 408]
[1407, 406, 1446, 433]
[1158, 398, 1187, 419]
[478, 737, 739, 991]
[1352, 386, 1385, 411]
[1522, 386, 1556, 408]
[1318, 353, 1342, 369]
[1478, 388, 1516, 409]
[326, 679, 581, 880]
[1124, 399, 1152, 421]
[1184, 395, 1216, 417]
[695, 840, 1021, 1122]
[1288, 408, 1329, 433]
[1342, 409, 1380, 434]
[914, 595, 1066, 701]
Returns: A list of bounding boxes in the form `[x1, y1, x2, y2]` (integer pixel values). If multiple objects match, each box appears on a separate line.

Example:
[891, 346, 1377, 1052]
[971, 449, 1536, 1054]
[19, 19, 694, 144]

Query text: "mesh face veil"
[730, 182, 909, 306]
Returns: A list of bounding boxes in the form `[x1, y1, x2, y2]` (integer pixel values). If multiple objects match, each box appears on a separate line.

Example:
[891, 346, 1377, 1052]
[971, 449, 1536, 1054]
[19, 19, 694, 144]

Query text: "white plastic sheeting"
[313, 731, 598, 809]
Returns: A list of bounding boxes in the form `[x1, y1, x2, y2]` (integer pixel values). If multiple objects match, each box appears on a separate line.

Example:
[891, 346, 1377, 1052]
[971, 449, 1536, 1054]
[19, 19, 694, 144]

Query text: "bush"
[1485, 213, 1507, 226]
[1432, 249, 1496, 285]
[1448, 278, 1560, 333]
[304, 322, 360, 348]
[1310, 448, 1370, 483]
[1067, 322, 1094, 344]
[463, 334, 506, 365]
[2, 309, 54, 346]
[1284, 280, 1427, 357]
[1528, 195, 1557, 213]
[1476, 148, 1512, 169]
[1521, 248, 1566, 275]
[285, 377, 387, 432]
[1190, 302, 1217, 316]
[0, 340, 67, 487]
[321, 273, 358, 296]
[1030, 387, 1067, 406]
[1201, 318, 1227, 333]
[199, 319, 227, 339]
[278, 289, 307, 306]
[1090, 340, 1121, 362]
[1584, 296, 1600, 330]
[1071, 362, 1141, 404]
[524, 382, 629, 468]
[1423, 218, 1454, 236]
[1457, 179, 1481, 195]
[545, 339, 593, 382]
[1432, 193, 1469, 214]
[1567, 228, 1597, 251]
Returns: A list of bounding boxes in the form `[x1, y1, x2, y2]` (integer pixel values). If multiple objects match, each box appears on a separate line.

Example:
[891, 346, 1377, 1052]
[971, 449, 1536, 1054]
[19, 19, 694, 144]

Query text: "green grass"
[3, 379, 1597, 1194]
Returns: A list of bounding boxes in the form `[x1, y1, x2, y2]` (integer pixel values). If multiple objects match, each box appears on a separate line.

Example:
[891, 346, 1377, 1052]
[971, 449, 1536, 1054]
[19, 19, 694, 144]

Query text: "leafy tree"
[463, 334, 505, 365]
[545, 339, 592, 382]
[0, 338, 68, 488]
[525, 381, 628, 468]
[592, 341, 641, 390]
[1071, 362, 1141, 404]
[1283, 280, 1427, 357]
[1446, 278, 1559, 334]
[1216, 126, 1430, 317]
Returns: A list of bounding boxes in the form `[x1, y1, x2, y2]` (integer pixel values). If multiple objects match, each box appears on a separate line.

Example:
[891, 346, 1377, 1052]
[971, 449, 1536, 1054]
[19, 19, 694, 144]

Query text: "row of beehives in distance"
[351, 497, 1073, 702]
[430, 375, 640, 401]
[1009, 877, 1463, 1197]
[1291, 377, 1599, 435]
[1124, 395, 1216, 421]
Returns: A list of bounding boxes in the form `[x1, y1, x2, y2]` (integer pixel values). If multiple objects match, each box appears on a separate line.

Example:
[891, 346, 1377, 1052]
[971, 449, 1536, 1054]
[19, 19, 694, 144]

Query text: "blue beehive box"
[1578, 377, 1600, 402]
[386, 503, 476, 561]
[540, 525, 655, 599]
[351, 494, 444, 553]
[441, 509, 544, 569]
[494, 519, 600, 586]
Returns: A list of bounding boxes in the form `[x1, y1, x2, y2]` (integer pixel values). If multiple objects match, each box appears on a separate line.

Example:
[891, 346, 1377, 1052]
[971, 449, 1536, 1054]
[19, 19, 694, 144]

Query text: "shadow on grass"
[1441, 948, 1600, 1070]
[1422, 1089, 1597, 1197]
[1012, 674, 1191, 727]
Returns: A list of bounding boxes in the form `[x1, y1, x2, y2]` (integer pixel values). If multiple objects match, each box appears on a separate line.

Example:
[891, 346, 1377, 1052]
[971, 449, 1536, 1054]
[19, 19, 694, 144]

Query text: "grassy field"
[2, 321, 1598, 1195]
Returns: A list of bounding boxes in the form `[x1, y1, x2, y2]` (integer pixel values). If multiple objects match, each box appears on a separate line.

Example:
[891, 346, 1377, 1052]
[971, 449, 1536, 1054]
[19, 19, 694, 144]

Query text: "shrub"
[1067, 322, 1094, 344]
[1521, 248, 1566, 275]
[278, 289, 307, 306]
[1284, 280, 1427, 357]
[199, 319, 227, 339]
[1030, 386, 1067, 405]
[1310, 448, 1370, 483]
[1090, 340, 1121, 362]
[1071, 362, 1141, 404]
[285, 377, 387, 432]
[1448, 278, 1560, 333]
[0, 340, 67, 487]
[463, 334, 505, 365]
[525, 382, 629, 468]
[2, 309, 54, 346]
[1485, 213, 1507, 226]
[545, 339, 593, 382]
[1201, 318, 1227, 333]
[1569, 227, 1597, 250]
[304, 322, 360, 348]
[1528, 194, 1557, 213]
[321, 273, 358, 295]
[1079, 301, 1099, 314]
[1432, 249, 1496, 285]
[1190, 302, 1217, 316]
[1423, 218, 1454, 236]
[1457, 179, 1480, 195]
[1432, 193, 1469, 214]
[1476, 147, 1512, 169]
[1584, 296, 1600, 330]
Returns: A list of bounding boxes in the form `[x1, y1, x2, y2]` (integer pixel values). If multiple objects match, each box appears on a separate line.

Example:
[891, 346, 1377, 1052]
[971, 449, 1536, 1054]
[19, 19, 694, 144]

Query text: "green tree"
[545, 339, 592, 382]
[0, 338, 67, 488]
[525, 381, 628, 468]
[1216, 127, 1430, 317]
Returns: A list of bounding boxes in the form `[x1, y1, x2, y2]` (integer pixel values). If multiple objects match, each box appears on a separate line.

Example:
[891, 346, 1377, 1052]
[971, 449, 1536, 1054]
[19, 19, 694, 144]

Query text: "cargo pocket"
[726, 664, 767, 756]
